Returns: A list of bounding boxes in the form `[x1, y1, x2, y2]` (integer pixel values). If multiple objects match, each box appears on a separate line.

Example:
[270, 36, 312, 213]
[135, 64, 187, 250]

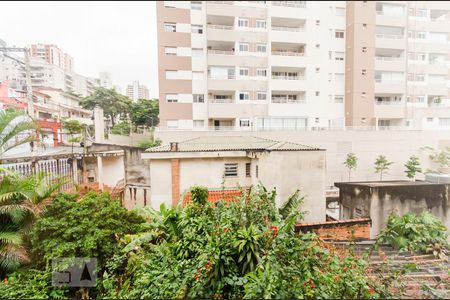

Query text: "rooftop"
[146, 136, 322, 153]
[335, 180, 445, 188]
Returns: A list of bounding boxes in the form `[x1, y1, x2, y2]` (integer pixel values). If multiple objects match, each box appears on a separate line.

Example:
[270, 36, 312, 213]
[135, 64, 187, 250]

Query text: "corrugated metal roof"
[146, 136, 322, 152]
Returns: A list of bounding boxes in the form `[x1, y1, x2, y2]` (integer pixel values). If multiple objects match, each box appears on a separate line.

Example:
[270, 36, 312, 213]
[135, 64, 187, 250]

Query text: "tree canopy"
[130, 98, 159, 128]
[80, 88, 132, 126]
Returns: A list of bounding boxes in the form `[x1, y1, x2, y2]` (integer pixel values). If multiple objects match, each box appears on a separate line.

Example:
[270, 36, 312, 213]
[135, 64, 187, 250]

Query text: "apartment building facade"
[30, 44, 74, 73]
[157, 1, 450, 130]
[157, 0, 346, 130]
[126, 80, 150, 100]
[346, 1, 450, 129]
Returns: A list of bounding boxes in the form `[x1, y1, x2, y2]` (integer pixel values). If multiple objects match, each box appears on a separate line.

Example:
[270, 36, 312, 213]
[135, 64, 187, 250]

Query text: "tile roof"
[183, 189, 242, 206]
[147, 136, 322, 152]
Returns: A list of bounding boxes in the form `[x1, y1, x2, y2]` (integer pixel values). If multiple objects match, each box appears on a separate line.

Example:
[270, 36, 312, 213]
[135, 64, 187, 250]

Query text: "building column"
[72, 158, 78, 185]
[97, 156, 104, 191]
[171, 159, 180, 206]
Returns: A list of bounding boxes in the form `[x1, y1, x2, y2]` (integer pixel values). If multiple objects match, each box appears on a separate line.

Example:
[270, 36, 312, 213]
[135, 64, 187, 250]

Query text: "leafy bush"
[376, 211, 449, 254]
[100, 185, 395, 299]
[137, 138, 161, 148]
[111, 122, 131, 136]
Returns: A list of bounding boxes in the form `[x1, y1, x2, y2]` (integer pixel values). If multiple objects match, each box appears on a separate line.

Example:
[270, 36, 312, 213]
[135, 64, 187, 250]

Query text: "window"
[362, 47, 367, 52]
[193, 120, 204, 127]
[256, 19, 266, 28]
[193, 94, 204, 103]
[361, 117, 366, 124]
[164, 47, 177, 56]
[334, 95, 344, 103]
[257, 92, 267, 100]
[315, 91, 320, 96]
[256, 44, 267, 53]
[427, 117, 433, 122]
[256, 69, 267, 77]
[166, 94, 178, 102]
[238, 18, 249, 27]
[167, 120, 179, 128]
[315, 67, 320, 73]
[239, 68, 249, 76]
[165, 70, 177, 79]
[407, 73, 414, 81]
[240, 119, 250, 127]
[439, 118, 450, 126]
[362, 92, 366, 98]
[335, 51, 344, 60]
[191, 1, 202, 10]
[239, 42, 249, 52]
[191, 25, 203, 34]
[239, 92, 249, 100]
[416, 8, 427, 18]
[417, 53, 426, 61]
[315, 117, 320, 123]
[224, 163, 238, 177]
[316, 44, 320, 48]
[335, 30, 344, 38]
[328, 51, 332, 60]
[192, 48, 203, 57]
[245, 163, 251, 177]
[362, 69, 367, 75]
[164, 1, 175, 8]
[363, 23, 367, 28]
[315, 20, 320, 25]
[335, 7, 345, 16]
[417, 31, 426, 39]
[416, 74, 425, 81]
[164, 23, 176, 32]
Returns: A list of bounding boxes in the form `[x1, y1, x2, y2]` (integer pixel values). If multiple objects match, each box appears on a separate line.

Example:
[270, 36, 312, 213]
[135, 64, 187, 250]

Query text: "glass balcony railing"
[376, 33, 404, 39]
[272, 1, 306, 8]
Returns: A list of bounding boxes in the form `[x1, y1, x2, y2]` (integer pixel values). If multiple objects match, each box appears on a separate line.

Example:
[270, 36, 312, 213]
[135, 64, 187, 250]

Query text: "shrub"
[137, 138, 162, 149]
[111, 122, 131, 136]
[376, 211, 449, 254]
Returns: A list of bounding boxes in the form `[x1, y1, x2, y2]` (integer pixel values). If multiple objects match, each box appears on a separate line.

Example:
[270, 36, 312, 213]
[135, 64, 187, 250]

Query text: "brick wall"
[171, 159, 180, 206]
[296, 218, 371, 241]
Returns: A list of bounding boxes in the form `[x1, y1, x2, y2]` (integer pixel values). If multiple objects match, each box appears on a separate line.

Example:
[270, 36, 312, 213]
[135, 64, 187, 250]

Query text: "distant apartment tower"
[156, 1, 346, 130]
[98, 72, 113, 88]
[30, 44, 74, 73]
[126, 80, 150, 100]
[345, 1, 450, 129]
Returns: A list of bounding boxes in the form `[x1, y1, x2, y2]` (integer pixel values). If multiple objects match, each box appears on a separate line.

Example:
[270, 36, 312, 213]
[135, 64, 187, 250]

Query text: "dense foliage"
[374, 155, 393, 181]
[130, 98, 159, 128]
[99, 186, 393, 299]
[404, 156, 422, 180]
[0, 192, 145, 299]
[111, 121, 131, 136]
[137, 138, 162, 149]
[376, 211, 449, 254]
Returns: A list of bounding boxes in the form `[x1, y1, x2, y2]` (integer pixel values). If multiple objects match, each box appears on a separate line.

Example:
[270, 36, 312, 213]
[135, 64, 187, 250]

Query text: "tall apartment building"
[346, 1, 450, 129]
[157, 1, 346, 130]
[30, 44, 74, 73]
[157, 1, 450, 130]
[98, 72, 113, 88]
[126, 80, 150, 100]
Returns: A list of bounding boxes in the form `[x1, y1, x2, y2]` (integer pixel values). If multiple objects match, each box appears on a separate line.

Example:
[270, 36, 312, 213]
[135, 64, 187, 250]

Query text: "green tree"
[80, 87, 132, 126]
[0, 171, 65, 276]
[137, 138, 162, 149]
[130, 98, 159, 128]
[343, 153, 358, 181]
[111, 122, 131, 136]
[404, 156, 422, 180]
[374, 155, 393, 181]
[0, 109, 36, 158]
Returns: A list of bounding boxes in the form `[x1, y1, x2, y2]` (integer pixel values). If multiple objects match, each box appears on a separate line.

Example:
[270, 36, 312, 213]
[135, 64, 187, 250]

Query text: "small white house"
[141, 136, 327, 223]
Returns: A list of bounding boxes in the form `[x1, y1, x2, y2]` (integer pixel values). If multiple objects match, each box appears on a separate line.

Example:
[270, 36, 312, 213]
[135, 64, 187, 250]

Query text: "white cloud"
[0, 1, 158, 98]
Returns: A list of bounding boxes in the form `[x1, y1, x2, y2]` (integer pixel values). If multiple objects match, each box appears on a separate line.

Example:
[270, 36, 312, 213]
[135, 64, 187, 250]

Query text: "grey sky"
[0, 1, 158, 98]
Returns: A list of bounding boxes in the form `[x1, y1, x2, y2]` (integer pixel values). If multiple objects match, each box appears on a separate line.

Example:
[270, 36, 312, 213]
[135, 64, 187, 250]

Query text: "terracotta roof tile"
[183, 189, 242, 206]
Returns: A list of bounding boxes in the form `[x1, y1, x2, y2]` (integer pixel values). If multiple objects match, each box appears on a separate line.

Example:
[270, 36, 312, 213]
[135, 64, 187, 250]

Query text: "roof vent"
[170, 142, 178, 152]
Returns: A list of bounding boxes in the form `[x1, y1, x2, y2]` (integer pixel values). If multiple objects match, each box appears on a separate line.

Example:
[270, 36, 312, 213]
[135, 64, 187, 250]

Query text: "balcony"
[209, 98, 234, 104]
[207, 49, 235, 55]
[271, 74, 306, 90]
[270, 1, 307, 18]
[374, 102, 406, 118]
[207, 24, 233, 30]
[271, 25, 304, 32]
[376, 34, 406, 49]
[374, 80, 405, 94]
[271, 97, 305, 104]
[374, 56, 405, 71]
[272, 1, 306, 8]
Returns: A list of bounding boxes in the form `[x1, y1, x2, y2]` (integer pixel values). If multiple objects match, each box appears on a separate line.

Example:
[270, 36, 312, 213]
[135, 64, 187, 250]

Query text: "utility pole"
[0, 47, 36, 153]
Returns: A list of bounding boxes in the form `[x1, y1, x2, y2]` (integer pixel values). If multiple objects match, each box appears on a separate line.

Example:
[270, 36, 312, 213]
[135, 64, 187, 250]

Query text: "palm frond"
[278, 190, 302, 220]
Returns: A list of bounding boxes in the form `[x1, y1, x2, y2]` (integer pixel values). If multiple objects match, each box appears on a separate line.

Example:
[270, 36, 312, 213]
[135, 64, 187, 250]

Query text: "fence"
[0, 158, 80, 191]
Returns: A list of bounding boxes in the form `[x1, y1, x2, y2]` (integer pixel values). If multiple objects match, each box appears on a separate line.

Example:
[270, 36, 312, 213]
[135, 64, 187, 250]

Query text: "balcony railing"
[375, 101, 404, 105]
[209, 98, 234, 103]
[375, 56, 403, 61]
[271, 75, 305, 80]
[271, 98, 305, 104]
[207, 24, 234, 30]
[208, 1, 233, 4]
[271, 25, 304, 32]
[376, 33, 404, 39]
[271, 50, 305, 56]
[271, 1, 306, 8]
[375, 78, 403, 83]
[207, 49, 235, 55]
[376, 10, 405, 16]
[208, 74, 236, 80]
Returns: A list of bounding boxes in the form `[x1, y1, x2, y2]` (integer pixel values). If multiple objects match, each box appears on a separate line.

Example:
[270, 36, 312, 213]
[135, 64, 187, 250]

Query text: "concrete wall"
[155, 130, 450, 187]
[338, 182, 450, 238]
[258, 151, 326, 222]
[102, 156, 124, 188]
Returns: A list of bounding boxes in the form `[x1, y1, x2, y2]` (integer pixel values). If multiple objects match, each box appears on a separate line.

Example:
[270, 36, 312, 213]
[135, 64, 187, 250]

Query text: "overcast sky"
[0, 1, 158, 97]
